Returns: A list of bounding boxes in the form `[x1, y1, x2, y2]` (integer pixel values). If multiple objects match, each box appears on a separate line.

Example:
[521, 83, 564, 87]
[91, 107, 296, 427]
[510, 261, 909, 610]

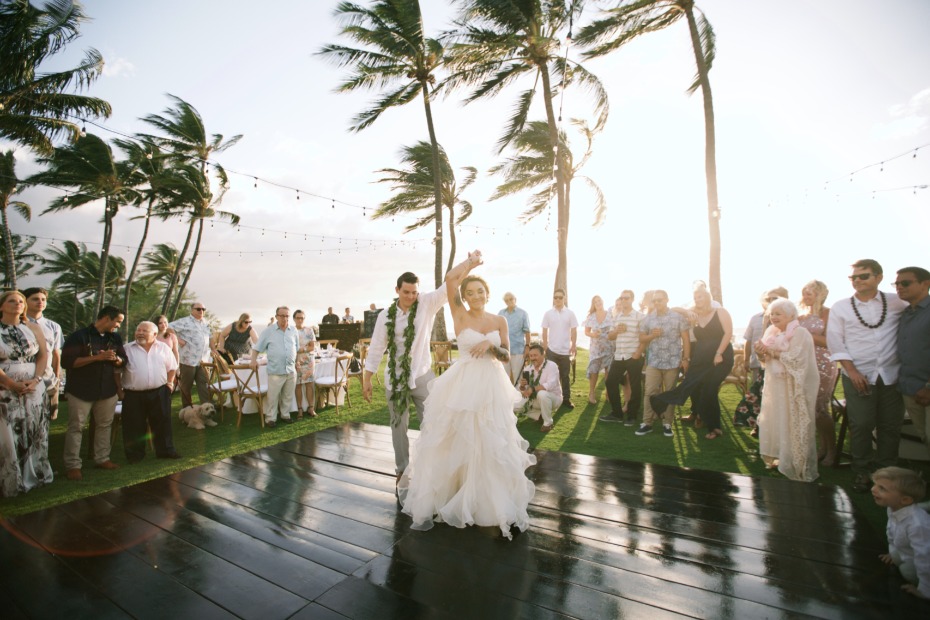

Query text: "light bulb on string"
[331, 200, 335, 209]
[296, 190, 300, 200]
[254, 177, 258, 188]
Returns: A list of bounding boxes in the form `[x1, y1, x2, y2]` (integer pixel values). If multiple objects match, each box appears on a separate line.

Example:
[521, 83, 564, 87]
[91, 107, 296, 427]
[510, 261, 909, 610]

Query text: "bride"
[398, 251, 536, 539]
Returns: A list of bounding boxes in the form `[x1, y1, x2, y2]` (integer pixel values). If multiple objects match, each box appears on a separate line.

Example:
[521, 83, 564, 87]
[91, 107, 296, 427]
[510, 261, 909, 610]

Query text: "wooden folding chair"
[203, 357, 238, 421]
[723, 350, 749, 397]
[314, 354, 352, 414]
[318, 339, 340, 350]
[431, 341, 453, 375]
[831, 374, 851, 468]
[349, 337, 371, 387]
[230, 364, 268, 428]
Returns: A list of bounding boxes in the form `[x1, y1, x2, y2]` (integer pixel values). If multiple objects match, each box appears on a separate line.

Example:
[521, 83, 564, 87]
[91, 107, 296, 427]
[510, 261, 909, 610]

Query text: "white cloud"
[102, 56, 135, 78]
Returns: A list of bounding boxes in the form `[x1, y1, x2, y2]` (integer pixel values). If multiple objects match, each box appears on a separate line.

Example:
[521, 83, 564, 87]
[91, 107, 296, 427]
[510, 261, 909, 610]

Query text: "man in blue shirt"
[251, 306, 299, 427]
[896, 266, 930, 459]
[498, 292, 531, 384]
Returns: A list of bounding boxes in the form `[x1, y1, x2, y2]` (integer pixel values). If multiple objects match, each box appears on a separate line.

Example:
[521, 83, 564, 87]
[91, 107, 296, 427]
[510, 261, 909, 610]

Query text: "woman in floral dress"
[0, 290, 53, 497]
[292, 310, 317, 418]
[797, 280, 838, 466]
[584, 296, 614, 405]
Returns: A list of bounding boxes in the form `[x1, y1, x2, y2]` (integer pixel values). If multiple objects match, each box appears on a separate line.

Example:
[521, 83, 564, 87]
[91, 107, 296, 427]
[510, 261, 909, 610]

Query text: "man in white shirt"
[342, 308, 355, 323]
[363, 253, 481, 483]
[170, 302, 212, 408]
[251, 306, 300, 427]
[23, 287, 63, 420]
[541, 289, 578, 410]
[602, 291, 645, 427]
[515, 343, 560, 432]
[826, 259, 908, 492]
[117, 321, 179, 462]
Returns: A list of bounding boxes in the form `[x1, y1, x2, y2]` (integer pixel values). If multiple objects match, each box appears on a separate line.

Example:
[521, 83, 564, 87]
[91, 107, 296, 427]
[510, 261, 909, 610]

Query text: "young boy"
[872, 466, 930, 599]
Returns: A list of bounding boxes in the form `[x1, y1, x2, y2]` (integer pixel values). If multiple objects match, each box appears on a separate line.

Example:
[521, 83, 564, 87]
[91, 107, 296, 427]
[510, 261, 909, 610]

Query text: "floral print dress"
[0, 322, 53, 497]
[295, 327, 316, 385]
[584, 312, 614, 376]
[798, 312, 837, 415]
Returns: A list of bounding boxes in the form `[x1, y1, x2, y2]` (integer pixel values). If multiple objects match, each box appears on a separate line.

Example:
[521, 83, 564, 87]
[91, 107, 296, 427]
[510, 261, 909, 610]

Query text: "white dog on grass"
[179, 403, 217, 430]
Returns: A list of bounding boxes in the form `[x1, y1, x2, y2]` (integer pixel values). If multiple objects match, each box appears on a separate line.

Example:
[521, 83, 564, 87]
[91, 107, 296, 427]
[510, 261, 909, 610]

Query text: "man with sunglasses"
[827, 259, 908, 492]
[541, 289, 578, 410]
[170, 302, 213, 409]
[895, 266, 930, 459]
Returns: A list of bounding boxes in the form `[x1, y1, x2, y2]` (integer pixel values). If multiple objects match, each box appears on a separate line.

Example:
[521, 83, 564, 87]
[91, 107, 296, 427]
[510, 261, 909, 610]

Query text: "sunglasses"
[244, 320, 253, 323]
[848, 273, 872, 281]
[193, 307, 206, 311]
[893, 280, 914, 288]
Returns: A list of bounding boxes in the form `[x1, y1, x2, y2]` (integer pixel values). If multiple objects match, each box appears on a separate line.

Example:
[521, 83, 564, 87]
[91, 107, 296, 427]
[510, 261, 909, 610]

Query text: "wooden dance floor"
[0, 422, 923, 619]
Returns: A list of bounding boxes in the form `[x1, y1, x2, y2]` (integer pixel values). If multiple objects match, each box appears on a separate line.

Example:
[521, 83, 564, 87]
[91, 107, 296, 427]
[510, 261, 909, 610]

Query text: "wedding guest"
[170, 302, 212, 408]
[342, 308, 354, 323]
[215, 313, 257, 364]
[635, 290, 690, 437]
[515, 343, 561, 432]
[652, 285, 734, 440]
[798, 280, 839, 465]
[602, 291, 644, 425]
[155, 314, 180, 363]
[321, 307, 339, 325]
[61, 305, 127, 481]
[498, 292, 531, 384]
[895, 266, 930, 459]
[735, 287, 787, 430]
[23, 287, 62, 420]
[584, 295, 613, 405]
[0, 290, 53, 496]
[293, 309, 317, 418]
[754, 299, 819, 481]
[117, 321, 179, 462]
[826, 259, 908, 492]
[541, 289, 578, 410]
[873, 466, 930, 600]
[250, 306, 299, 427]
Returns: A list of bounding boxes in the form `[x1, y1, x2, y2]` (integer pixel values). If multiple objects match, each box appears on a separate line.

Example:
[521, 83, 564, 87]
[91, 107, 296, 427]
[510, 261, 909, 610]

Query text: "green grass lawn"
[3, 351, 927, 537]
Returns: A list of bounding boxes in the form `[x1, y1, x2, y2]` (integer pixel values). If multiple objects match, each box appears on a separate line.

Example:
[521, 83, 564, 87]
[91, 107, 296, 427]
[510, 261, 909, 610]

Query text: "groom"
[362, 252, 482, 484]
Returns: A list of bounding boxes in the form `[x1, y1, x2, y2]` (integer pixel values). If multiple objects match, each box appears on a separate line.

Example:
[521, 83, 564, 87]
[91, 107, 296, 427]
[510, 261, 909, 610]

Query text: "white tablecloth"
[234, 355, 342, 414]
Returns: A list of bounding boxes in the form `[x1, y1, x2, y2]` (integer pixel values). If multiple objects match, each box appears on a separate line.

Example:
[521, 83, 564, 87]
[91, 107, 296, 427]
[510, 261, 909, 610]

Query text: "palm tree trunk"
[94, 199, 115, 318]
[421, 82, 448, 341]
[446, 205, 456, 275]
[0, 203, 16, 289]
[161, 219, 194, 315]
[121, 196, 154, 337]
[170, 217, 204, 320]
[539, 64, 569, 296]
[684, 4, 723, 305]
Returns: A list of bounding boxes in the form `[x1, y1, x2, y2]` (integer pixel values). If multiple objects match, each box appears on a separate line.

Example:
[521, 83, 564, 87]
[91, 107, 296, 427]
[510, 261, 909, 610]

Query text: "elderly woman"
[584, 295, 613, 405]
[0, 290, 53, 496]
[754, 299, 820, 481]
[651, 285, 734, 440]
[798, 280, 838, 466]
[215, 313, 258, 364]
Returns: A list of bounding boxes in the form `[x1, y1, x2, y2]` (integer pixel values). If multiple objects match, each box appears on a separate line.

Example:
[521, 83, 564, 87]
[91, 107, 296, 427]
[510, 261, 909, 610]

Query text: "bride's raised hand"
[467, 250, 483, 267]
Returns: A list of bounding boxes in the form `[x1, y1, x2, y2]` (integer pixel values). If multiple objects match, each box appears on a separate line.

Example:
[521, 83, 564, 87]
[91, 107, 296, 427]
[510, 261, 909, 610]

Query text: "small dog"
[179, 403, 217, 430]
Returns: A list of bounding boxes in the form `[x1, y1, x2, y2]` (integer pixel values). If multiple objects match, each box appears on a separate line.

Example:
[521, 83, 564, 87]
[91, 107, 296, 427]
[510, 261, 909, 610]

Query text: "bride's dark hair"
[459, 275, 489, 300]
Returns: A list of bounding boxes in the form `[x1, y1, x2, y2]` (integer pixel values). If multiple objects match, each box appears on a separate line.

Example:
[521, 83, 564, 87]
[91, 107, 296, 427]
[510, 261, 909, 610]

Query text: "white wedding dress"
[398, 328, 536, 539]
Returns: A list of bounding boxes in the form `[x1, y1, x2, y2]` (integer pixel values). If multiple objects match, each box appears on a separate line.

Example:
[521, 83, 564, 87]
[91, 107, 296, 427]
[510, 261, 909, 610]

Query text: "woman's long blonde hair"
[0, 290, 26, 323]
[799, 280, 829, 315]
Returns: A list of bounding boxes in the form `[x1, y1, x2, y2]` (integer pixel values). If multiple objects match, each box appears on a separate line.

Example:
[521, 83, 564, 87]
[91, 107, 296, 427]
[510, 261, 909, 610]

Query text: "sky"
[7, 0, 930, 342]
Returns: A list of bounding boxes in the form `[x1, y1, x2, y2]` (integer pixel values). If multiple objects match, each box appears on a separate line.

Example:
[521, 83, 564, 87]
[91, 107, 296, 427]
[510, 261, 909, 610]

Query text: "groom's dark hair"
[528, 343, 545, 356]
[396, 272, 419, 288]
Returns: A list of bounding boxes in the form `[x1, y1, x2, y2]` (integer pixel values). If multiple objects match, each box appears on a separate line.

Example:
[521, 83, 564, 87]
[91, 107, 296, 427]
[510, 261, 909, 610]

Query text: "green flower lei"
[385, 297, 418, 427]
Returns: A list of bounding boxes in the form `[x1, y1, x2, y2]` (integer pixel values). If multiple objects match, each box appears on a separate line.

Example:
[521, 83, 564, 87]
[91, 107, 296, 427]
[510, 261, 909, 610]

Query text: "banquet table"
[233, 354, 344, 415]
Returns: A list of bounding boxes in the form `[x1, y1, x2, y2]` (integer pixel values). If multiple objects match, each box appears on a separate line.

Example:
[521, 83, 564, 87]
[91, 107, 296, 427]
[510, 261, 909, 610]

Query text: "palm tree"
[576, 0, 722, 302]
[112, 137, 168, 335]
[37, 239, 94, 331]
[140, 242, 189, 290]
[0, 149, 32, 288]
[0, 230, 38, 288]
[489, 119, 605, 229]
[374, 141, 476, 274]
[318, 0, 448, 291]
[444, 0, 608, 295]
[157, 162, 237, 319]
[0, 0, 111, 155]
[139, 95, 241, 317]
[28, 133, 142, 317]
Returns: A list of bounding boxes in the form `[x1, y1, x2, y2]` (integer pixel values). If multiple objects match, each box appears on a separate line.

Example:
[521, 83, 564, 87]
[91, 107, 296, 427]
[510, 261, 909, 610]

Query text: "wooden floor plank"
[1, 422, 916, 620]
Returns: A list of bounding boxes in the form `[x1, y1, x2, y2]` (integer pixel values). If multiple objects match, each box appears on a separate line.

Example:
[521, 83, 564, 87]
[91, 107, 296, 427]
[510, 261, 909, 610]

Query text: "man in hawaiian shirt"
[170, 302, 212, 408]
